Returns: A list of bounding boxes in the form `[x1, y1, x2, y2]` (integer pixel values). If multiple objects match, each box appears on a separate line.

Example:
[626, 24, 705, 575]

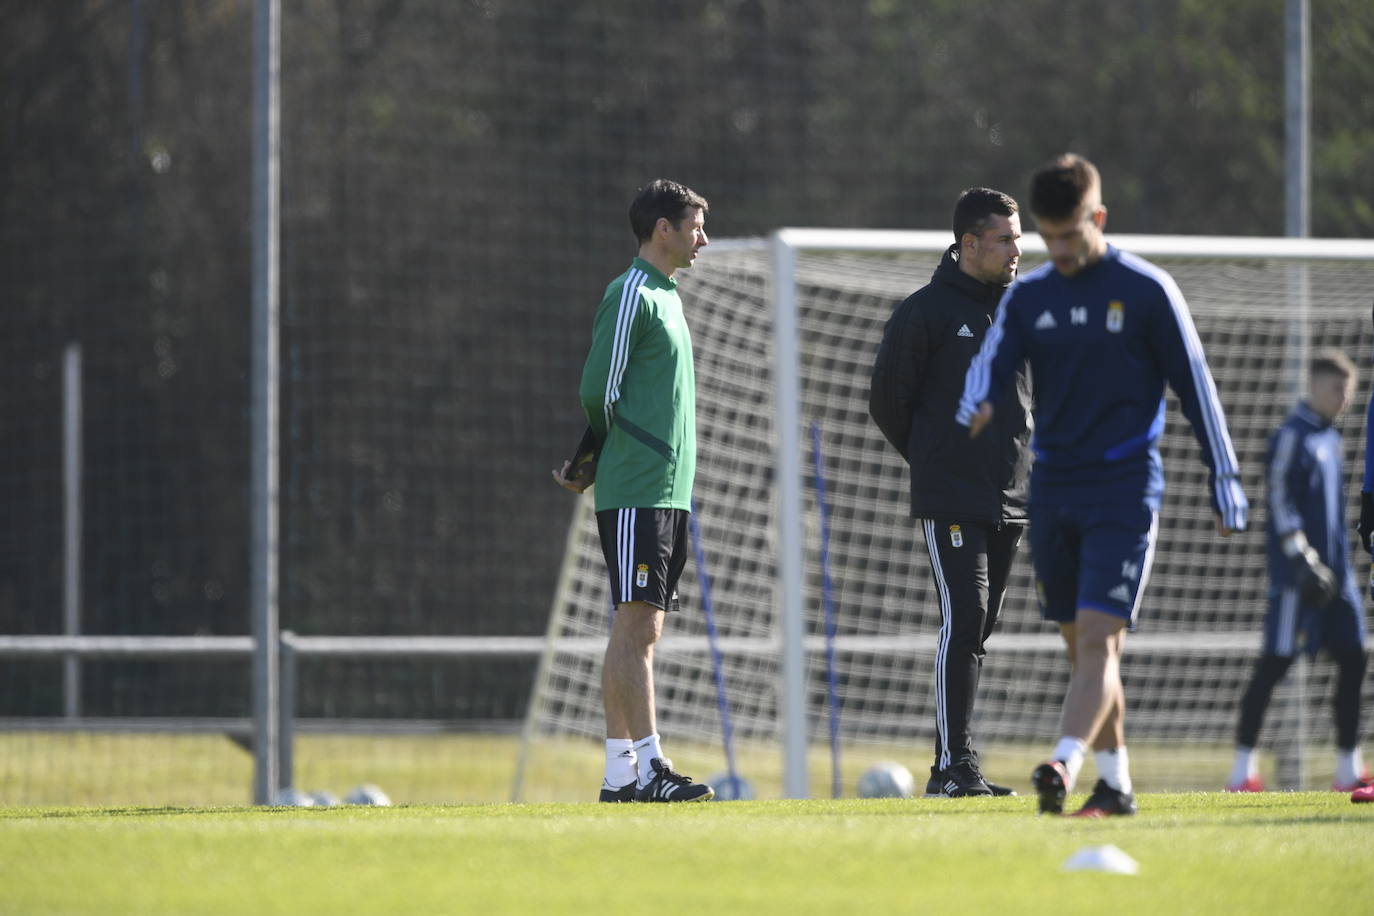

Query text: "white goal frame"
[764, 229, 1374, 798]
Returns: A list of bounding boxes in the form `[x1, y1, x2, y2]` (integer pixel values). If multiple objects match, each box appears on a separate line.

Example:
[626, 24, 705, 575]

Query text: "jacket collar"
[1294, 399, 1333, 429]
[632, 257, 676, 288]
[933, 244, 1009, 306]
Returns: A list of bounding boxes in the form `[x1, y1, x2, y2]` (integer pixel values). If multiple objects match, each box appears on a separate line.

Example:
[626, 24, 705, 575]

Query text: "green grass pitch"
[1, 792, 1368, 914]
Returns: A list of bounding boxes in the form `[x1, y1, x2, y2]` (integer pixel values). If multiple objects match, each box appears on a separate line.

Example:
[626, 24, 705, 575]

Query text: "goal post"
[528, 228, 1374, 799]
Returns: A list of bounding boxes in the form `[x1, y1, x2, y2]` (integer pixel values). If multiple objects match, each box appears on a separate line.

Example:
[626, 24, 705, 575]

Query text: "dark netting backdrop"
[2, 0, 1372, 727]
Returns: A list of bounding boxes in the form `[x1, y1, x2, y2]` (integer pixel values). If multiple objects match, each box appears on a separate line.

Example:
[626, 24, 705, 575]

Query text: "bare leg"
[602, 601, 664, 740]
[1059, 608, 1128, 744]
[1092, 629, 1126, 750]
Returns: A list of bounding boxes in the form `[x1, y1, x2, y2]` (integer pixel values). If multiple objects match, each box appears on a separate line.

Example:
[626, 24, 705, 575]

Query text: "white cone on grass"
[1062, 844, 1139, 875]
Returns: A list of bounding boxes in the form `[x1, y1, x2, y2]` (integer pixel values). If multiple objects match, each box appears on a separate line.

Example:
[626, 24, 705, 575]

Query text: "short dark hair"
[1029, 153, 1101, 221]
[1311, 347, 1357, 382]
[952, 188, 1018, 244]
[629, 179, 709, 243]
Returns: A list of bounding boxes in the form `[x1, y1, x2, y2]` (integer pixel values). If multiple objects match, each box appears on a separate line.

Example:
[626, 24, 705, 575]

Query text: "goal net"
[522, 231, 1374, 798]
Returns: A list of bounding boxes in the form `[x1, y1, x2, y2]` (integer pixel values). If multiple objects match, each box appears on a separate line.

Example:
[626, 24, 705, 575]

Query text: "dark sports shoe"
[924, 766, 942, 797]
[598, 781, 635, 803]
[634, 758, 714, 802]
[1031, 760, 1069, 815]
[932, 759, 994, 797]
[925, 759, 1016, 797]
[1070, 778, 1137, 818]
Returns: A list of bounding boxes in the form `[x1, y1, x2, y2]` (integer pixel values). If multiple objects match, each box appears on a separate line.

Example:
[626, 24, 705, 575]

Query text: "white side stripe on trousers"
[924, 520, 955, 771]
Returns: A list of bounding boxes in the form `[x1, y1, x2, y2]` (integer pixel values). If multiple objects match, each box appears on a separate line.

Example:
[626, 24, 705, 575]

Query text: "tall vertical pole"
[250, 0, 281, 805]
[771, 231, 808, 799]
[1284, 0, 1310, 240]
[62, 344, 83, 719]
[1278, 0, 1311, 791]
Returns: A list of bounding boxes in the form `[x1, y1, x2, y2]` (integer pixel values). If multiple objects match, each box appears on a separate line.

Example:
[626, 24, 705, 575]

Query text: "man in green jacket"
[553, 179, 714, 802]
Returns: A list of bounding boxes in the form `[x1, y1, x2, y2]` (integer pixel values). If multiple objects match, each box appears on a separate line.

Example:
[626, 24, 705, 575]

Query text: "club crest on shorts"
[948, 525, 963, 548]
[1107, 300, 1124, 333]
[635, 564, 650, 588]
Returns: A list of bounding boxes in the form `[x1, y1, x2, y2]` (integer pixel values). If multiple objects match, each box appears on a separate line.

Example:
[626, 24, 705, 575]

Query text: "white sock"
[1229, 746, 1258, 787]
[1052, 736, 1089, 789]
[1096, 746, 1132, 795]
[1336, 748, 1364, 787]
[633, 734, 664, 785]
[604, 739, 636, 788]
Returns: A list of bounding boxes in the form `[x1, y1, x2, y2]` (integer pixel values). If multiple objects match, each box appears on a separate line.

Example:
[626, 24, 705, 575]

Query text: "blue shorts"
[1264, 578, 1367, 658]
[1028, 499, 1159, 625]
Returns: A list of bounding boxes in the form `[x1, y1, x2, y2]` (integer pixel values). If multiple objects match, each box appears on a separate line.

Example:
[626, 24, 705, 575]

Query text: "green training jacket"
[578, 257, 696, 511]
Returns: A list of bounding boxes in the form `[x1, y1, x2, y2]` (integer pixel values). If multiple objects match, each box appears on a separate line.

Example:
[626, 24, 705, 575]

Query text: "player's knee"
[1073, 609, 1126, 657]
[1330, 647, 1368, 678]
[1256, 653, 1294, 679]
[614, 601, 664, 646]
[946, 621, 988, 653]
[1074, 634, 1112, 663]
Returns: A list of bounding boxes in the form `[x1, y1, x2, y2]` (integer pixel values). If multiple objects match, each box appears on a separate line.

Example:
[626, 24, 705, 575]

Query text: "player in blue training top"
[1226, 350, 1370, 795]
[957, 154, 1249, 817]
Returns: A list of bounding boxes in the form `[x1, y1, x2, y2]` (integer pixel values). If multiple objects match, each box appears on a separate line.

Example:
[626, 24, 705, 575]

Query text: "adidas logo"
[1108, 583, 1132, 602]
[956, 324, 975, 338]
[1034, 310, 1057, 330]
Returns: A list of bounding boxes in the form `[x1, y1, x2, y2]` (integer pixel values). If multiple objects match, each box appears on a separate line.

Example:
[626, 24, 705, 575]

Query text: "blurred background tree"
[1, 0, 1370, 720]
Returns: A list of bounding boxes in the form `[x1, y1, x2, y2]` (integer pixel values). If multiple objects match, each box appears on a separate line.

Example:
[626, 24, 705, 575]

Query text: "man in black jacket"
[869, 187, 1033, 797]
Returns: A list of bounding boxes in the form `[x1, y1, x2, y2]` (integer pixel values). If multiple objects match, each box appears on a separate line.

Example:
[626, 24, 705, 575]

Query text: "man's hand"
[1283, 532, 1337, 605]
[552, 458, 595, 493]
[1358, 491, 1374, 556]
[1214, 514, 1235, 537]
[553, 426, 600, 494]
[967, 402, 994, 439]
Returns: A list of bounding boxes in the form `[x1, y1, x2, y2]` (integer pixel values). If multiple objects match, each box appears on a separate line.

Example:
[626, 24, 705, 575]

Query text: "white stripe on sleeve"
[603, 268, 646, 430]
[1267, 427, 1303, 534]
[1122, 252, 1245, 526]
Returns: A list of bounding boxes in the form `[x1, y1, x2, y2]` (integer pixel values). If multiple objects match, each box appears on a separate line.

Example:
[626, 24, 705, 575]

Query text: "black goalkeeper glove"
[1283, 533, 1337, 606]
[1358, 491, 1374, 556]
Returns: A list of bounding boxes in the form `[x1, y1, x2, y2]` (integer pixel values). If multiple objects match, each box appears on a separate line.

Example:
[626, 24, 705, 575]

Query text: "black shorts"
[595, 508, 689, 612]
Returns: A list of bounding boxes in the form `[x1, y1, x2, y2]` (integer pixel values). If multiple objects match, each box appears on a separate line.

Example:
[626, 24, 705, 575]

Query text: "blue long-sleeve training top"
[956, 245, 1247, 529]
[1266, 400, 1356, 593]
[1363, 335, 1374, 494]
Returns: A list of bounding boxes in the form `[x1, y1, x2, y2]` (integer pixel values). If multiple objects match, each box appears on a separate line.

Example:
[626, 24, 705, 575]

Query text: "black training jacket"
[869, 245, 1032, 524]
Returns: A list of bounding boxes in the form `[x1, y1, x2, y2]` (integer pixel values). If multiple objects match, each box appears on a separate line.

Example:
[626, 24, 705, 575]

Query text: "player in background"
[958, 153, 1249, 816]
[870, 188, 1032, 798]
[1226, 350, 1370, 794]
[1358, 301, 1374, 566]
[552, 179, 714, 802]
[1351, 303, 1374, 805]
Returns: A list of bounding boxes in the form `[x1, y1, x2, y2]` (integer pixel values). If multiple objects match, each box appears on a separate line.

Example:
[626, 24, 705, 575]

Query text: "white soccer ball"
[343, 783, 392, 806]
[272, 786, 316, 807]
[706, 772, 757, 802]
[857, 762, 915, 799]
